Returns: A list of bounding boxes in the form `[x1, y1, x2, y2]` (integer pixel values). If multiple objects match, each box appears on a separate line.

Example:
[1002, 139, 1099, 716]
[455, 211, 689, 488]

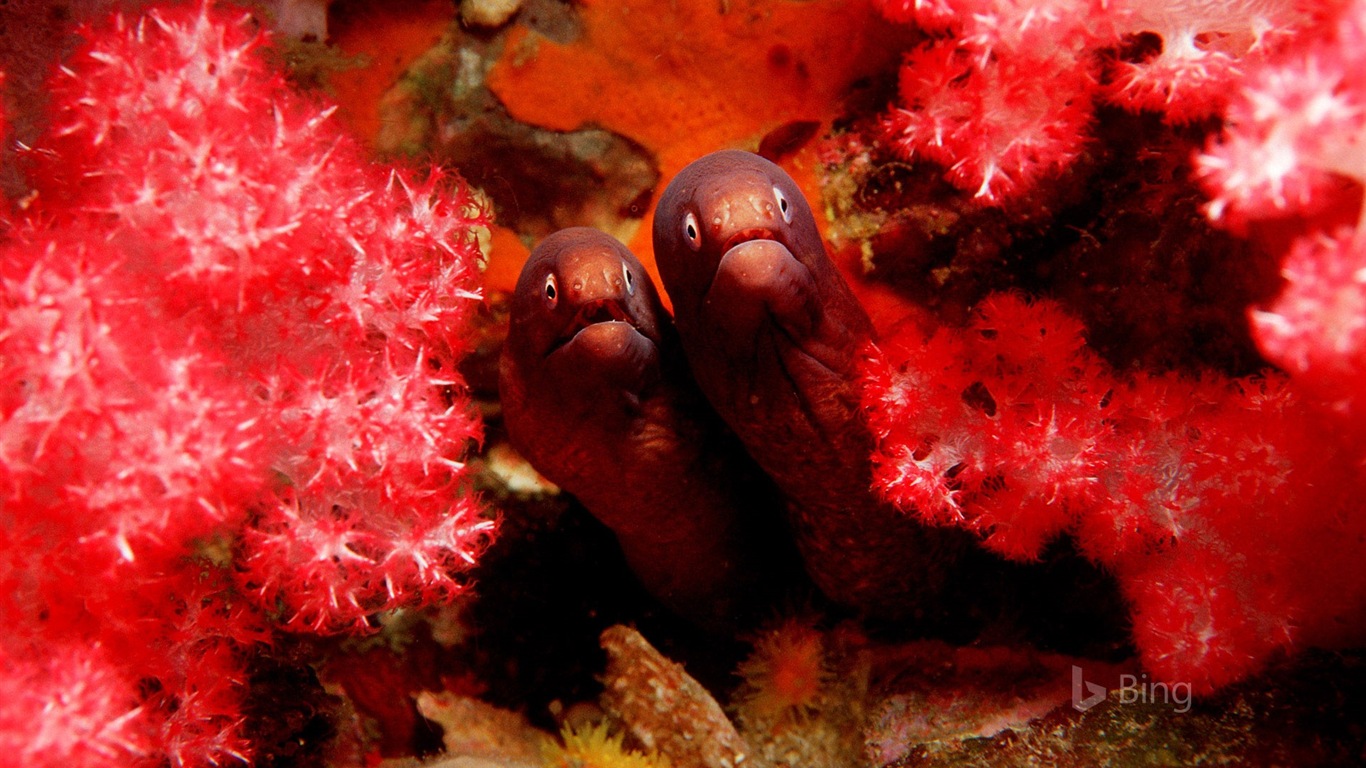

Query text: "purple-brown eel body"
[652, 150, 982, 620]
[499, 227, 794, 630]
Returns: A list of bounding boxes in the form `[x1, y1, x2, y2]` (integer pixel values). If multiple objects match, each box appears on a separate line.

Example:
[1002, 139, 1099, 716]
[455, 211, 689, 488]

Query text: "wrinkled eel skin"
[652, 150, 983, 621]
[499, 227, 795, 630]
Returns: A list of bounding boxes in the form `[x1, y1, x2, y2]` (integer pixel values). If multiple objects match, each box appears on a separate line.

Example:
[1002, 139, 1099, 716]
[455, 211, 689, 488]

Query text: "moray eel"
[499, 227, 794, 630]
[652, 150, 982, 620]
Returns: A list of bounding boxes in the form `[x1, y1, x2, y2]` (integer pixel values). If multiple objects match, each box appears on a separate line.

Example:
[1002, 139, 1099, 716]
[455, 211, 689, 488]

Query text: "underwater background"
[1, 1, 1365, 766]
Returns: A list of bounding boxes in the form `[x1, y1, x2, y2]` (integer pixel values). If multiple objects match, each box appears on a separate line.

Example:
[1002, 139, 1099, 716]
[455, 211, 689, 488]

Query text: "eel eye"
[682, 212, 702, 251]
[544, 274, 558, 307]
[622, 262, 635, 295]
[774, 185, 792, 224]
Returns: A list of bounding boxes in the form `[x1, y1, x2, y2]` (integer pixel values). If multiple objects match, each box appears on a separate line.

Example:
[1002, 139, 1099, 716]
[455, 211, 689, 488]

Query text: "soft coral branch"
[1200, 1, 1366, 421]
[861, 294, 1366, 692]
[1101, 0, 1325, 122]
[872, 0, 1337, 206]
[1197, 9, 1366, 226]
[1, 3, 493, 764]
[0, 642, 151, 768]
[883, 40, 1095, 204]
[878, 0, 1102, 206]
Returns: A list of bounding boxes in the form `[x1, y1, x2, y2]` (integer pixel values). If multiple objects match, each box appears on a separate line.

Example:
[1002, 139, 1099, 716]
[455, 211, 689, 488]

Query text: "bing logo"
[1071, 665, 1107, 711]
[1071, 665, 1193, 713]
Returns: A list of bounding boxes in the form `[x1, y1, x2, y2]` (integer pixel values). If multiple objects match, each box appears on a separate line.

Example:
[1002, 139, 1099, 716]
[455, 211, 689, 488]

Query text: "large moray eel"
[651, 150, 983, 620]
[499, 226, 795, 630]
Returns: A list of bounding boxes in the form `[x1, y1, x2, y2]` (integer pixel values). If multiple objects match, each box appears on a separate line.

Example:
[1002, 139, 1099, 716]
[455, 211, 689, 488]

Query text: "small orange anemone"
[735, 617, 831, 726]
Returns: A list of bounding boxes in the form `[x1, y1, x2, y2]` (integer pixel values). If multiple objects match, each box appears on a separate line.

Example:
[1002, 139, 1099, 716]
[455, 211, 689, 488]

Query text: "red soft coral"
[863, 0, 1366, 698]
[0, 3, 493, 765]
[872, 0, 982, 33]
[862, 294, 1366, 693]
[864, 295, 1115, 557]
[0, 643, 151, 768]
[872, 0, 1339, 205]
[1247, 229, 1366, 414]
[1197, 8, 1366, 226]
[883, 40, 1095, 205]
[1102, 0, 1328, 123]
[1200, 1, 1366, 425]
[878, 0, 1101, 206]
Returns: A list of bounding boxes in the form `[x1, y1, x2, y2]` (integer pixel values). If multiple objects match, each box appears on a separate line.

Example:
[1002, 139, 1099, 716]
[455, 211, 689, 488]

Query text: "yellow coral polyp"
[542, 721, 672, 768]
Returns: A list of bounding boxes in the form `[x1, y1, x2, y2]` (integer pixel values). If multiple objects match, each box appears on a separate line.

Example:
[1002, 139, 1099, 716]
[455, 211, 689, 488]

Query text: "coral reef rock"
[600, 625, 750, 768]
[460, 0, 524, 29]
[416, 692, 544, 766]
[376, 28, 658, 244]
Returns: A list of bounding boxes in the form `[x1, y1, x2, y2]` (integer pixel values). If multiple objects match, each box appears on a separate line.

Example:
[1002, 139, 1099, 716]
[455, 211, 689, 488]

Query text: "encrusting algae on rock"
[482, 0, 915, 289]
[598, 626, 750, 768]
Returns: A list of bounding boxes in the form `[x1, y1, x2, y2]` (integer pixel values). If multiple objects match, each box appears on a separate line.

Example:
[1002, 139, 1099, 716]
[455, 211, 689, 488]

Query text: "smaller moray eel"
[653, 150, 984, 620]
[499, 227, 795, 630]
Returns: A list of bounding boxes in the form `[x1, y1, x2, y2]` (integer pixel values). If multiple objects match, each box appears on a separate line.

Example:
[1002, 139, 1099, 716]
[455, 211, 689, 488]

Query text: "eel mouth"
[551, 298, 636, 353]
[721, 227, 780, 255]
[703, 227, 791, 301]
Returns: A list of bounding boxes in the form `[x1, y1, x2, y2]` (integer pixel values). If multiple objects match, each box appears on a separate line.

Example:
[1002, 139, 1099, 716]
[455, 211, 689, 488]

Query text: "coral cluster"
[0, 4, 492, 766]
[1198, 3, 1366, 425]
[874, 0, 1331, 206]
[856, 0, 1366, 696]
[861, 294, 1366, 692]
